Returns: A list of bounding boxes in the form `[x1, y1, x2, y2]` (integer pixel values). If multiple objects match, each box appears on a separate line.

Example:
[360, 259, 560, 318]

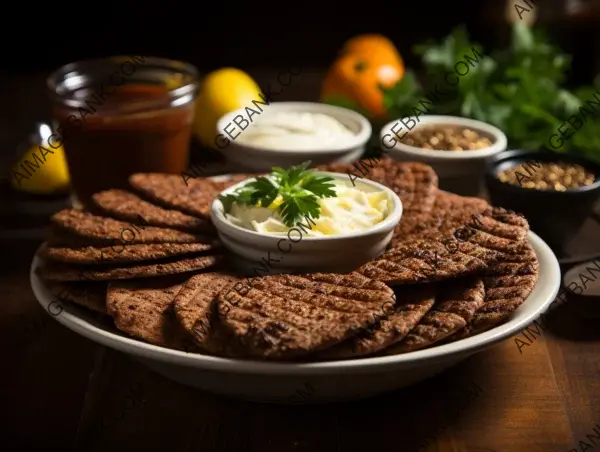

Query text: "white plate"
[31, 231, 560, 404]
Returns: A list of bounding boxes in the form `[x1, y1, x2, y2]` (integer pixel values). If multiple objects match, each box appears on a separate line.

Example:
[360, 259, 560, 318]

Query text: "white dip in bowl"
[211, 172, 402, 274]
[216, 102, 371, 172]
[235, 111, 356, 150]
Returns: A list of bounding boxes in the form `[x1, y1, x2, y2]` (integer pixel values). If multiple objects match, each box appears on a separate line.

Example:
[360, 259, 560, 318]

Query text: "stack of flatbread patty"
[36, 159, 539, 360]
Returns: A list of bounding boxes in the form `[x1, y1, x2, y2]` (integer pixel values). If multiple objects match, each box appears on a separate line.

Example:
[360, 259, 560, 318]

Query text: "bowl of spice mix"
[380, 115, 507, 196]
[486, 149, 600, 253]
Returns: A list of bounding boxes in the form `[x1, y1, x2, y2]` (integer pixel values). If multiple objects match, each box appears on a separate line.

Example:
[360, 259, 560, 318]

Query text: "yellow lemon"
[193, 68, 262, 147]
[10, 143, 70, 195]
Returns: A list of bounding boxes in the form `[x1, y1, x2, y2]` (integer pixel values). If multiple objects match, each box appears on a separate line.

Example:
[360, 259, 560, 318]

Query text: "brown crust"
[45, 280, 108, 314]
[432, 190, 490, 212]
[92, 189, 215, 233]
[389, 277, 485, 353]
[393, 191, 491, 244]
[359, 237, 491, 285]
[317, 158, 438, 215]
[106, 277, 196, 350]
[36, 169, 540, 360]
[450, 241, 539, 339]
[217, 272, 396, 359]
[46, 228, 103, 248]
[393, 212, 475, 246]
[37, 254, 223, 281]
[367, 158, 438, 215]
[358, 208, 529, 285]
[51, 209, 204, 245]
[129, 173, 223, 219]
[320, 285, 436, 358]
[41, 241, 221, 265]
[173, 272, 241, 354]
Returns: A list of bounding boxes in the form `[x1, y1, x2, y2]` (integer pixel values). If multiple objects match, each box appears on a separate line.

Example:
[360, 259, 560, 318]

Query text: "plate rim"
[30, 230, 561, 376]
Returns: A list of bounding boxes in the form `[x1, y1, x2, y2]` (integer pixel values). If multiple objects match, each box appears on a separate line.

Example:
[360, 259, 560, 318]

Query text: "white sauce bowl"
[380, 115, 507, 196]
[211, 172, 402, 274]
[216, 102, 371, 172]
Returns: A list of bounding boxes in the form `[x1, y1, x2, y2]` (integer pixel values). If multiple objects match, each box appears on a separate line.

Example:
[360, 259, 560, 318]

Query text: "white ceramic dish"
[211, 172, 402, 274]
[216, 102, 371, 172]
[380, 115, 507, 196]
[31, 231, 560, 404]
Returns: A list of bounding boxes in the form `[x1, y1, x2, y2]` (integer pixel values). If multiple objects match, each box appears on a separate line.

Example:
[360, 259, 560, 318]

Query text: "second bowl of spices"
[380, 115, 507, 196]
[486, 149, 600, 253]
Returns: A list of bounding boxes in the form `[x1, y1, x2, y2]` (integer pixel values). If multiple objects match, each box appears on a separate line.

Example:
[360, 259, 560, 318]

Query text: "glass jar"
[46, 56, 199, 205]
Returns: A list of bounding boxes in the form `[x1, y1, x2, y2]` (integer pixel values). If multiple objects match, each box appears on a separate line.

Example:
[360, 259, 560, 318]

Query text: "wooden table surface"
[1, 69, 600, 452]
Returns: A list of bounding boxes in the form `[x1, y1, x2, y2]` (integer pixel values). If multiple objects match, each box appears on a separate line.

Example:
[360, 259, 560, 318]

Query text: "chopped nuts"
[400, 125, 494, 151]
[497, 161, 596, 191]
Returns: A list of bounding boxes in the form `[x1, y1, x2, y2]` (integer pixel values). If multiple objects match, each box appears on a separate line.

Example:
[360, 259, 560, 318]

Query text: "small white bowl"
[210, 172, 402, 274]
[380, 115, 507, 195]
[216, 102, 371, 172]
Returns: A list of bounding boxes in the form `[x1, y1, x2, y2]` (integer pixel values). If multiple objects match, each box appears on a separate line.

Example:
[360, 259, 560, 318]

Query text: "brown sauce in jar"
[54, 83, 194, 205]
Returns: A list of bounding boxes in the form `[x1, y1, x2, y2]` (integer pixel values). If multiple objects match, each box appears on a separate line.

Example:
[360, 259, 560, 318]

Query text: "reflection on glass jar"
[47, 56, 199, 206]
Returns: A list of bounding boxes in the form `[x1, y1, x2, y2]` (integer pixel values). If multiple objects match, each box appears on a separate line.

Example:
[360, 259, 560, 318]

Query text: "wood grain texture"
[3, 237, 600, 452]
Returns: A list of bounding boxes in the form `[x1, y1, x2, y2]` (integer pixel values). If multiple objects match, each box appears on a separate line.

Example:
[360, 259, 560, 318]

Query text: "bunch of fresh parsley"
[219, 161, 337, 227]
[380, 23, 600, 162]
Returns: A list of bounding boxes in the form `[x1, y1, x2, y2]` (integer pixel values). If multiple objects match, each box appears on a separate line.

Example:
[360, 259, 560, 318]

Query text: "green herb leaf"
[219, 194, 238, 212]
[381, 23, 600, 163]
[381, 70, 423, 118]
[222, 161, 338, 227]
[245, 176, 279, 207]
[298, 173, 337, 199]
[279, 189, 321, 226]
[219, 184, 255, 211]
[283, 161, 313, 187]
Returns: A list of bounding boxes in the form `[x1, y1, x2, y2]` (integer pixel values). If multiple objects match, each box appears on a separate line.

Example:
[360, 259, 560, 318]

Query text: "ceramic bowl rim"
[210, 172, 403, 242]
[380, 115, 507, 159]
[216, 101, 372, 154]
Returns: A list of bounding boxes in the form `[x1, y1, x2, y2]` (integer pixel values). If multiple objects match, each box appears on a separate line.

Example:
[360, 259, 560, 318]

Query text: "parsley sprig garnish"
[219, 161, 337, 227]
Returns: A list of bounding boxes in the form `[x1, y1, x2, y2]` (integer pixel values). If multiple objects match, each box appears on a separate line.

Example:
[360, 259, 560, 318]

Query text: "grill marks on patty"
[51, 209, 204, 245]
[359, 208, 529, 285]
[173, 272, 241, 355]
[35, 163, 540, 361]
[366, 159, 438, 215]
[218, 272, 396, 359]
[107, 276, 197, 351]
[450, 242, 539, 340]
[393, 191, 490, 244]
[92, 189, 215, 233]
[41, 241, 220, 265]
[129, 173, 224, 219]
[128, 173, 259, 220]
[360, 239, 491, 285]
[37, 254, 224, 281]
[320, 285, 435, 359]
[45, 280, 108, 314]
[317, 158, 438, 215]
[389, 277, 485, 353]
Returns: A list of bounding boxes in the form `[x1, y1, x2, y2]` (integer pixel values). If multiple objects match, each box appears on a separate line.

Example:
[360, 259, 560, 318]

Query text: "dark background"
[1, 0, 597, 76]
[1, 0, 600, 167]
[5, 3, 488, 72]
